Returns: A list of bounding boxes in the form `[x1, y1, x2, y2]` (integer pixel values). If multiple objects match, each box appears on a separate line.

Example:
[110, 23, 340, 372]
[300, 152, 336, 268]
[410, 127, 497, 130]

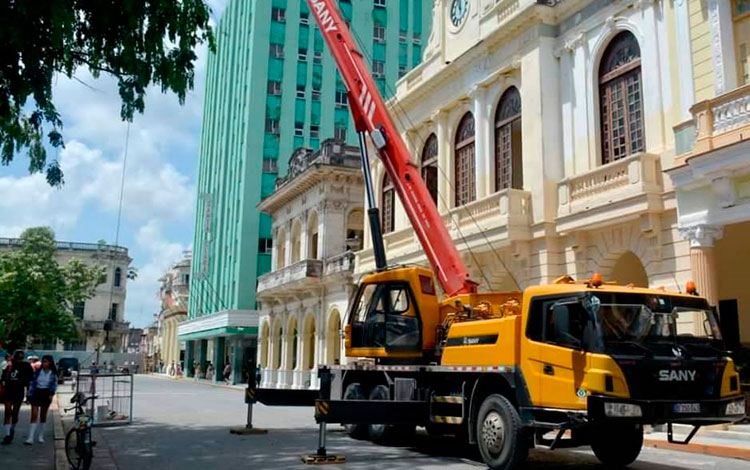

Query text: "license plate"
[673, 403, 701, 413]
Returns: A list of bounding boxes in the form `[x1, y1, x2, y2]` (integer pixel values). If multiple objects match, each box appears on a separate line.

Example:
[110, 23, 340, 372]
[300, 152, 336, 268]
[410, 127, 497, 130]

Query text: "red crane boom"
[304, 0, 477, 296]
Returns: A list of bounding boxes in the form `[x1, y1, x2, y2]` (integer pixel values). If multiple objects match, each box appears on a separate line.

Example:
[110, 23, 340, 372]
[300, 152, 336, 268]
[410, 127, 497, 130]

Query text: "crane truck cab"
[326, 267, 744, 469]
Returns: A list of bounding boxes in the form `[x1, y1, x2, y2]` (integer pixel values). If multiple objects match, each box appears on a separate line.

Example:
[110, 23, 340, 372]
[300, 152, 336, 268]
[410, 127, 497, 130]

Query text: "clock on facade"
[450, 0, 469, 27]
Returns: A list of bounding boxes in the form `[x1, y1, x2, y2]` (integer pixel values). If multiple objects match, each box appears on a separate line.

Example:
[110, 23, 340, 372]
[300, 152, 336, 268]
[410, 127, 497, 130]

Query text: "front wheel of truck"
[591, 423, 643, 467]
[476, 394, 527, 470]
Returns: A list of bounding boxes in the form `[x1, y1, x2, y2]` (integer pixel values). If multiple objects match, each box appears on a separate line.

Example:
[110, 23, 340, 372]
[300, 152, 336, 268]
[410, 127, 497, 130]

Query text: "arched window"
[114, 267, 122, 287]
[599, 31, 644, 164]
[346, 208, 364, 251]
[307, 211, 319, 259]
[421, 134, 438, 204]
[381, 173, 395, 233]
[454, 113, 476, 206]
[494, 87, 523, 191]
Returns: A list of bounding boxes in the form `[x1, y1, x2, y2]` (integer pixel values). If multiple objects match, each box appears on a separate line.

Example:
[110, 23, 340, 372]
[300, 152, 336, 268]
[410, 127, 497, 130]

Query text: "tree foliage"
[0, 227, 105, 349]
[0, 0, 214, 186]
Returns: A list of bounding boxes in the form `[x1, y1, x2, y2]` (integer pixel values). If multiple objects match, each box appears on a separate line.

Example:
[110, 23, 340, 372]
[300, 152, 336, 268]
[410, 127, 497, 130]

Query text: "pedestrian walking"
[223, 363, 231, 384]
[28, 356, 41, 373]
[194, 362, 201, 381]
[1, 350, 34, 444]
[206, 362, 214, 381]
[0, 353, 11, 372]
[25, 355, 57, 445]
[168, 361, 175, 377]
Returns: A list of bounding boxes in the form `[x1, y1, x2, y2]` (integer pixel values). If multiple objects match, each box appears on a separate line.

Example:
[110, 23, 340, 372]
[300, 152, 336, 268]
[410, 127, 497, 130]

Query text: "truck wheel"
[591, 424, 643, 467]
[476, 394, 527, 470]
[343, 383, 368, 440]
[367, 385, 415, 443]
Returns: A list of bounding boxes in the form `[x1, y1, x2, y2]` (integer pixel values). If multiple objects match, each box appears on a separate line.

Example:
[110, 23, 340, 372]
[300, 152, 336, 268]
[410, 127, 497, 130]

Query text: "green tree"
[0, 227, 105, 350]
[0, 1, 214, 186]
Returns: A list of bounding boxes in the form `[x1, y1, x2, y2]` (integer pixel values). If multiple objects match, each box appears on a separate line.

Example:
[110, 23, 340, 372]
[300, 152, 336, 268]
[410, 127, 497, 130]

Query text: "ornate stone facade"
[256, 140, 364, 389]
[357, 0, 703, 330]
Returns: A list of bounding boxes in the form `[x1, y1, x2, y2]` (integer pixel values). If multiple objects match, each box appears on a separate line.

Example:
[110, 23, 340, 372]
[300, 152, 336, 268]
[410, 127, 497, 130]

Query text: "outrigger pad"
[228, 426, 268, 435]
[301, 454, 346, 465]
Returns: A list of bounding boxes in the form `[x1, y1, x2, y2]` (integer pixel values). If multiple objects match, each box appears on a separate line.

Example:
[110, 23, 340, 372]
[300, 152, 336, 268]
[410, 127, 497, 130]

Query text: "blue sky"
[0, 1, 229, 328]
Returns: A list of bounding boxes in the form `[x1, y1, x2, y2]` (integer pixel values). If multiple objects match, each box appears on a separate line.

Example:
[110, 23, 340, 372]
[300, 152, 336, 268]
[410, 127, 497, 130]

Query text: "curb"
[53, 394, 67, 470]
[644, 438, 750, 461]
[147, 372, 245, 392]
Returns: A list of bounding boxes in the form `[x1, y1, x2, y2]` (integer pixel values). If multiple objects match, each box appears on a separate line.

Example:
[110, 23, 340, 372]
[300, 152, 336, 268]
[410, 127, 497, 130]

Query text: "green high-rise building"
[180, 0, 431, 384]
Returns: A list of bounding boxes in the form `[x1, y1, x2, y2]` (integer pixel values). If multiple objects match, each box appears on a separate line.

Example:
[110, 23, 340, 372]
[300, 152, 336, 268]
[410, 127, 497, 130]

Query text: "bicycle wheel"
[65, 427, 93, 470]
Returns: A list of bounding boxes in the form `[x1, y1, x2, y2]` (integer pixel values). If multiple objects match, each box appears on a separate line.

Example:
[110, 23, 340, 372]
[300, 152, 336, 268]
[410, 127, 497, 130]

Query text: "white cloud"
[125, 220, 191, 327]
[0, 9, 217, 328]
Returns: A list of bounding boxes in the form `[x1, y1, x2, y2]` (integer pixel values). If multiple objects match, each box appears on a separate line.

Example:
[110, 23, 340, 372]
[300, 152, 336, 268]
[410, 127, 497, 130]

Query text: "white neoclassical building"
[355, 0, 742, 337]
[156, 252, 191, 372]
[665, 1, 750, 348]
[256, 140, 365, 389]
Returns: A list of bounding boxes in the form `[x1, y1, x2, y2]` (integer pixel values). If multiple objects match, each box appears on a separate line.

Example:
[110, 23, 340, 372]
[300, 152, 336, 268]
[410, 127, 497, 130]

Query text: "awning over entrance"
[177, 309, 259, 341]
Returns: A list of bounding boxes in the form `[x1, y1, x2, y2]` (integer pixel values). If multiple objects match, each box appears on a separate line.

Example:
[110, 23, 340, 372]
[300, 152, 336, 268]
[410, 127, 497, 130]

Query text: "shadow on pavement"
[94, 420, 693, 470]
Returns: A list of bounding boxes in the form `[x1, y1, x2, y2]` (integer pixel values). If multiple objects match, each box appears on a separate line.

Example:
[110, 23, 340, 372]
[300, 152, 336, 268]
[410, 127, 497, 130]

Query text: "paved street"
[56, 375, 748, 470]
[0, 403, 55, 470]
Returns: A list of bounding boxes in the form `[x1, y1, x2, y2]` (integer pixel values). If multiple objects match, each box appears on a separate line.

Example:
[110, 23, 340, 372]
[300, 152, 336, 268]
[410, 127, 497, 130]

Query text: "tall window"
[109, 303, 118, 322]
[454, 113, 476, 207]
[73, 301, 85, 319]
[421, 134, 438, 204]
[599, 31, 644, 164]
[494, 87, 523, 191]
[114, 267, 122, 287]
[382, 173, 395, 233]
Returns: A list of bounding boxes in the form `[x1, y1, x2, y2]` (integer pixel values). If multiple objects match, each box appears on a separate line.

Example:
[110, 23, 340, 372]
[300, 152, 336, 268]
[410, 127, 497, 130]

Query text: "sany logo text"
[309, 0, 339, 33]
[658, 370, 697, 382]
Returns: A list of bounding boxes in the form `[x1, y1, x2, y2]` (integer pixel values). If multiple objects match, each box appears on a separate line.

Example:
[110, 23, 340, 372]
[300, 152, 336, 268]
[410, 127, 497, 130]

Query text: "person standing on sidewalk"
[25, 355, 57, 445]
[1, 350, 33, 444]
[223, 363, 231, 385]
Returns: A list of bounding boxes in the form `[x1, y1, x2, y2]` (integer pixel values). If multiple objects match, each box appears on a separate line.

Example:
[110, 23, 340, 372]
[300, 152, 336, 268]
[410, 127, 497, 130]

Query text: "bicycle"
[64, 392, 97, 470]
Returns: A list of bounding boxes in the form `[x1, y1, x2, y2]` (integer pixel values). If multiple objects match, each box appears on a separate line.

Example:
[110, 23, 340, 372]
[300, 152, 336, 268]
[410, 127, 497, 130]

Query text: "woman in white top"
[24, 355, 57, 445]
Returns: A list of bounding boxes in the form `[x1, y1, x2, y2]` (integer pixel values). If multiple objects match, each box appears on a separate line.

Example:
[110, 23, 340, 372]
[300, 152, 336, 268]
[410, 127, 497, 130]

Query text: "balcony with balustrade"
[556, 152, 663, 233]
[673, 84, 750, 165]
[358, 189, 533, 270]
[256, 259, 324, 297]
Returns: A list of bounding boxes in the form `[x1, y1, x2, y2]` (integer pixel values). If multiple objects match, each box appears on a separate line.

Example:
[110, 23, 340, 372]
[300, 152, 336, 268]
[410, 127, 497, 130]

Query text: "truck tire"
[476, 394, 527, 470]
[343, 383, 368, 440]
[367, 385, 416, 443]
[591, 423, 643, 467]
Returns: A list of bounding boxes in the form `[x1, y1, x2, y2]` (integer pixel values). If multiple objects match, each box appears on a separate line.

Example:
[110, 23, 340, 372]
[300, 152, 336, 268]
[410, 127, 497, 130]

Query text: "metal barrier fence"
[75, 372, 133, 426]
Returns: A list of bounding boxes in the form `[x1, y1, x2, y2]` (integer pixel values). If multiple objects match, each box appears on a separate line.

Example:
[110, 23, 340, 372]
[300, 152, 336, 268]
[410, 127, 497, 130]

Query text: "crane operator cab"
[345, 266, 440, 362]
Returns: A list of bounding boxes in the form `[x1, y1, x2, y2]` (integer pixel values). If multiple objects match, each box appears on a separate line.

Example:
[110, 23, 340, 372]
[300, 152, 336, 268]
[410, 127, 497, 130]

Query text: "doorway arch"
[610, 251, 648, 287]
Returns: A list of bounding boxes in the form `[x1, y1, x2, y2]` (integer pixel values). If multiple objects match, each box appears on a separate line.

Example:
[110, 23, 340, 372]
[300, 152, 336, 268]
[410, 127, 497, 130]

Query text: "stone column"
[184, 340, 194, 378]
[434, 109, 450, 212]
[471, 85, 490, 199]
[680, 225, 723, 306]
[213, 337, 226, 383]
[199, 339, 208, 378]
[708, 0, 738, 95]
[284, 221, 293, 266]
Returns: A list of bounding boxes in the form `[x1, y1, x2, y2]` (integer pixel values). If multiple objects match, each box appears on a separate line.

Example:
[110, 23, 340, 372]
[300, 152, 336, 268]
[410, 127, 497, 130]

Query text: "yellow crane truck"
[254, 2, 747, 469]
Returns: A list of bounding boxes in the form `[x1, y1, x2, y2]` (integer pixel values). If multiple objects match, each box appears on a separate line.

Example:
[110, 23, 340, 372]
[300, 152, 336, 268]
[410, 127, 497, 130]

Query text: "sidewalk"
[147, 372, 246, 391]
[644, 423, 750, 461]
[56, 389, 119, 470]
[0, 402, 55, 470]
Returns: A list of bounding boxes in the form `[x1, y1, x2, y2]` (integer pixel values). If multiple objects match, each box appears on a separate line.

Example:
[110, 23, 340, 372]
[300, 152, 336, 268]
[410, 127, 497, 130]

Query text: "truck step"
[431, 395, 463, 404]
[430, 415, 463, 424]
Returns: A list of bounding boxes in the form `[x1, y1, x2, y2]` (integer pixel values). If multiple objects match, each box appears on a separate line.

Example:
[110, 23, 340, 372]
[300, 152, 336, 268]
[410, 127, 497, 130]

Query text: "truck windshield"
[583, 292, 724, 357]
